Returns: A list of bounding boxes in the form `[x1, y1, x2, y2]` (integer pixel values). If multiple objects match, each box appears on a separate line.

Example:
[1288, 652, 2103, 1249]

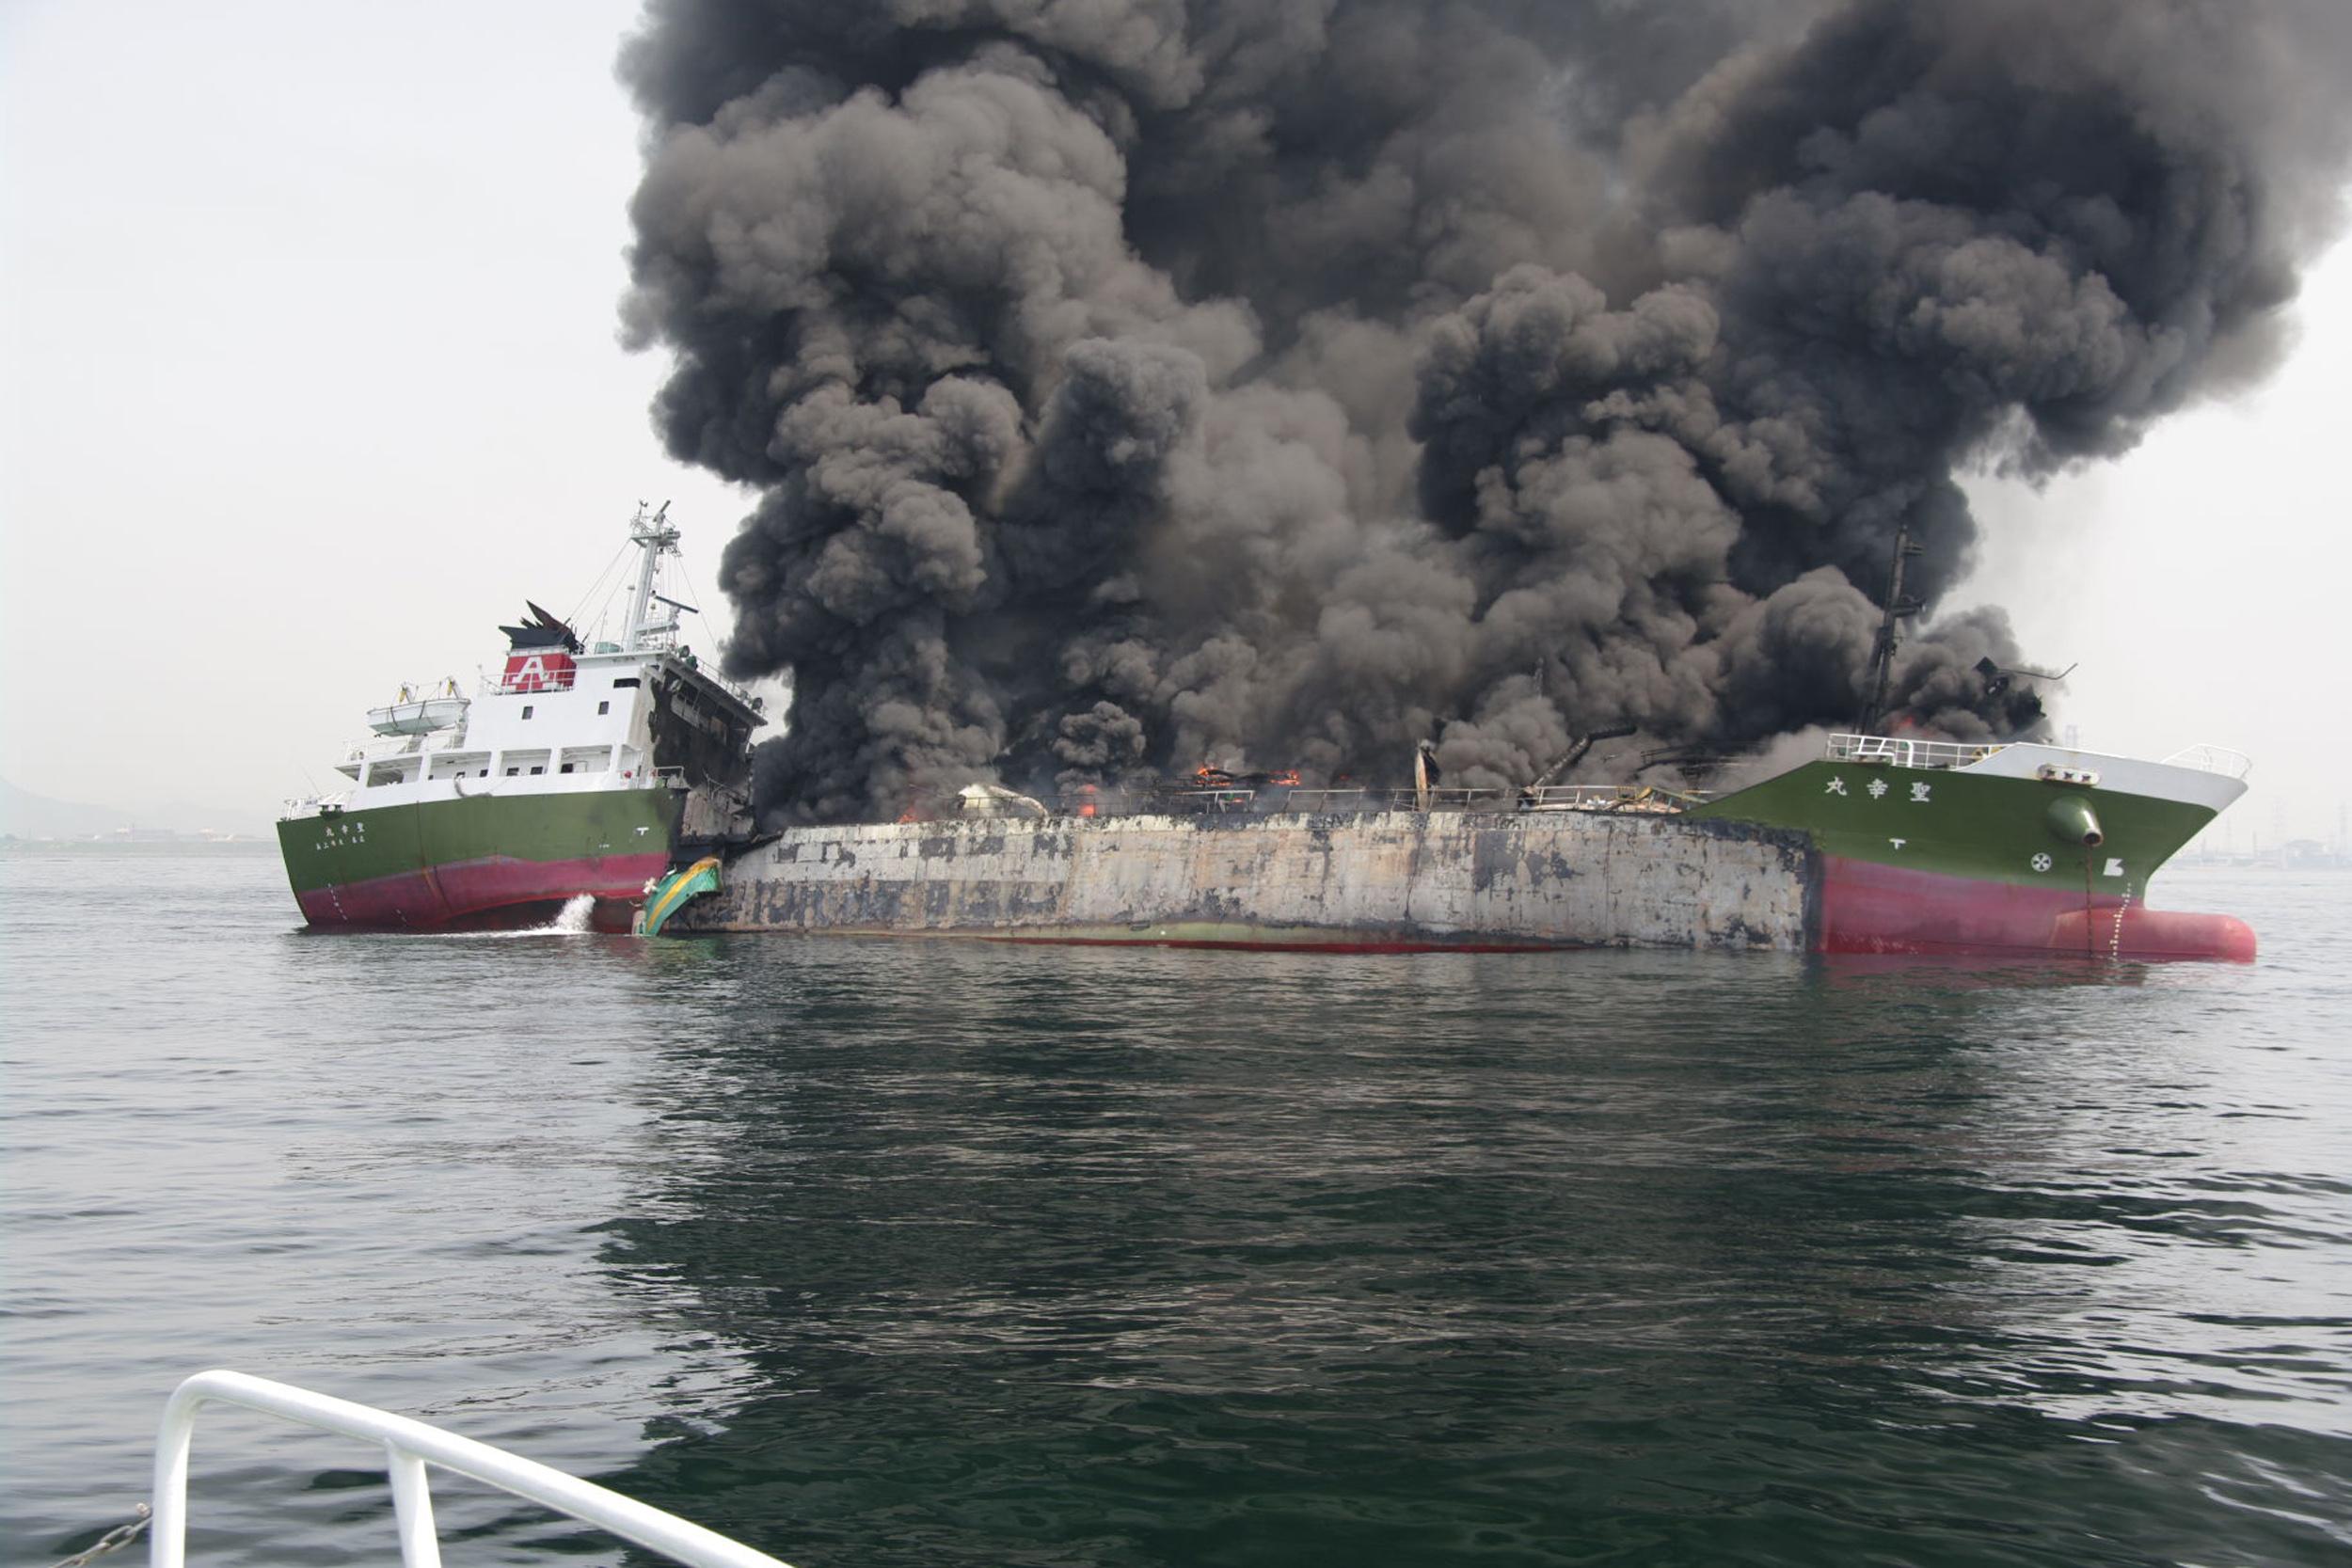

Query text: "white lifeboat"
[367, 680, 469, 736]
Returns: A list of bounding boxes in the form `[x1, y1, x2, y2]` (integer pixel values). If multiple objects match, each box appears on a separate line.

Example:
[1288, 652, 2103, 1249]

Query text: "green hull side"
[277, 787, 682, 895]
[1689, 761, 2213, 888]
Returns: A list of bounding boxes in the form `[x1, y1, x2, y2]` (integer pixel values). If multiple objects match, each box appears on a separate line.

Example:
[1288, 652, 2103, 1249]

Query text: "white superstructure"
[282, 505, 764, 840]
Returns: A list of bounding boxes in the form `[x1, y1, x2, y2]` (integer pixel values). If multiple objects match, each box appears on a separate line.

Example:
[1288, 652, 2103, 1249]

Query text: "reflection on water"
[3, 852, 2345, 1568]
[590, 921, 2350, 1568]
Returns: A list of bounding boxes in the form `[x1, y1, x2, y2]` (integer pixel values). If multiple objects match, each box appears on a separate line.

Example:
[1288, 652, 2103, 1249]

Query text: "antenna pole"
[1859, 523, 1924, 733]
[624, 501, 679, 651]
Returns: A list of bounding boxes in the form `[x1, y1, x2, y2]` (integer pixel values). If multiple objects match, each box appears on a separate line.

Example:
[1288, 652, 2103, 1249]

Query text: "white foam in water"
[547, 894, 597, 934]
[419, 893, 602, 940]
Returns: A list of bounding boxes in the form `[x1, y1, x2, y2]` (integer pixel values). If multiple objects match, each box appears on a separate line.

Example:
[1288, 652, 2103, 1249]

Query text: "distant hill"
[0, 778, 266, 841]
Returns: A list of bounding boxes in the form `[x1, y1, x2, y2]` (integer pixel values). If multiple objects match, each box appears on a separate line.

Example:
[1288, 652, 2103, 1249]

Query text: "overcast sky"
[4, 1, 2346, 845]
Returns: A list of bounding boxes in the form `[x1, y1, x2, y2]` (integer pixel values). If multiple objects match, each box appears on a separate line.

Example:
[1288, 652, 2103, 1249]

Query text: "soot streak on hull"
[672, 811, 1820, 952]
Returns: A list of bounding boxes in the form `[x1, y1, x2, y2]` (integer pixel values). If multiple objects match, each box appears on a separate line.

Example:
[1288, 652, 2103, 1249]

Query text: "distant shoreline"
[0, 836, 276, 852]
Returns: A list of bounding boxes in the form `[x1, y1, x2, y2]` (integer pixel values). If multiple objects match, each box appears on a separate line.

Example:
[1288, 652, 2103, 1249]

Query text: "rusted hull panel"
[979, 924, 1581, 953]
[671, 812, 1820, 952]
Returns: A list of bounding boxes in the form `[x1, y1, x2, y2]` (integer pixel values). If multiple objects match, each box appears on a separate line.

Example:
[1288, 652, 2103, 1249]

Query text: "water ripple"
[2, 850, 2347, 1566]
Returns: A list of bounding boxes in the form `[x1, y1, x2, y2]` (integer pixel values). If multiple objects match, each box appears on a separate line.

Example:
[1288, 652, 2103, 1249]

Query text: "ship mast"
[1857, 522, 1924, 734]
[623, 501, 679, 652]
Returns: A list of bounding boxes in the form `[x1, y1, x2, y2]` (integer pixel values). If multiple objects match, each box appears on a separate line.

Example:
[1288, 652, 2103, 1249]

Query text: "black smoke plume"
[622, 0, 2352, 822]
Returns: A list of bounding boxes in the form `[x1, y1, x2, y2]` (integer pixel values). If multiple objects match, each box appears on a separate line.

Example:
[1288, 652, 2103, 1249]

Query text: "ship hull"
[1818, 854, 2255, 961]
[278, 787, 680, 931]
[1691, 752, 2253, 961]
[977, 922, 1580, 953]
[671, 811, 1820, 952]
[670, 745, 2254, 961]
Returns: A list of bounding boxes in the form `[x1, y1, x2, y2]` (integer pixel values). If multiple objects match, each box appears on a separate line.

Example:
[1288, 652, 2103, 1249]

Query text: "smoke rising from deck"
[621, 0, 2352, 822]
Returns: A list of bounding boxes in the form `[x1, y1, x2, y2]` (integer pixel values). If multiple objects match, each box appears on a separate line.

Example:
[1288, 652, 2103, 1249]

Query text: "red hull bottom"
[294, 853, 667, 933]
[977, 935, 1578, 954]
[1820, 856, 2255, 961]
[302, 850, 2257, 959]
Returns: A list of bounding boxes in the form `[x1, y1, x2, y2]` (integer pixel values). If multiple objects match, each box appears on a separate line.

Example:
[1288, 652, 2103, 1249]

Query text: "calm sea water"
[2, 843, 2347, 1568]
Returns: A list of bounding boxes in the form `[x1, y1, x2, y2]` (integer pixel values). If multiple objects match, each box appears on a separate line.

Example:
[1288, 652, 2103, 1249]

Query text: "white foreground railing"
[150, 1370, 792, 1568]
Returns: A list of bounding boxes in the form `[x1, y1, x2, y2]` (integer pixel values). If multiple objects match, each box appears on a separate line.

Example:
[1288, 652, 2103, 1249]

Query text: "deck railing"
[150, 1370, 789, 1568]
[1519, 784, 1708, 812]
[280, 792, 351, 819]
[2162, 743, 2252, 780]
[1269, 787, 1374, 813]
[1825, 733, 2006, 770]
[1054, 784, 1601, 817]
[1114, 785, 1522, 816]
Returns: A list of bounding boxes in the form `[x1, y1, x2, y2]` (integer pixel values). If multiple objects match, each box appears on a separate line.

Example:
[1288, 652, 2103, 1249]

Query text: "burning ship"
[275, 507, 762, 932]
[279, 515, 2256, 960]
[657, 730, 2256, 960]
[566, 3, 2346, 962]
[654, 522, 2257, 961]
